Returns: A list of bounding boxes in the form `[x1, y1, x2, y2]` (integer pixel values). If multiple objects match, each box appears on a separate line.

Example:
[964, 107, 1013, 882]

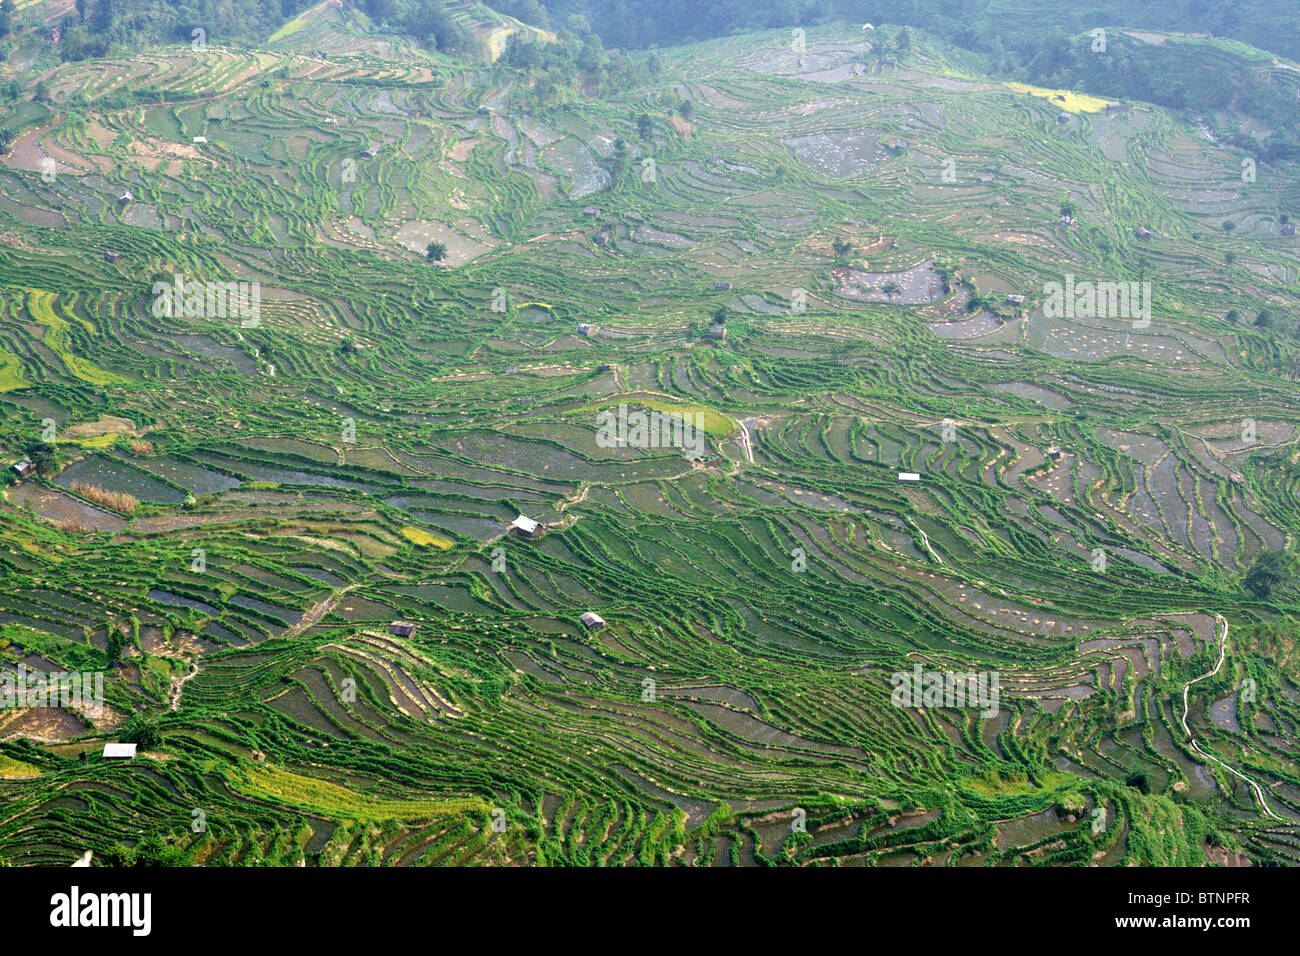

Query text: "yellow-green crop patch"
[1004, 82, 1111, 113]
[962, 769, 1073, 797]
[582, 398, 738, 438]
[229, 764, 486, 823]
[0, 531, 62, 562]
[25, 291, 128, 386]
[0, 349, 29, 392]
[58, 433, 119, 449]
[0, 755, 40, 778]
[401, 525, 454, 549]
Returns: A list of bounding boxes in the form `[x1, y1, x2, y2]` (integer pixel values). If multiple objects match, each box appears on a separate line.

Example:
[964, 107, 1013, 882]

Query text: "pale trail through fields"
[1181, 615, 1284, 821]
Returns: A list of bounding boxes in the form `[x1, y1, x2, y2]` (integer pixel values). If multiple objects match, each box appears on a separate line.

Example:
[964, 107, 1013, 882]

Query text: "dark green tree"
[25, 440, 55, 477]
[122, 714, 162, 750]
[106, 630, 127, 665]
[1244, 549, 1296, 600]
[103, 832, 186, 867]
[1125, 770, 1152, 794]
[577, 34, 605, 72]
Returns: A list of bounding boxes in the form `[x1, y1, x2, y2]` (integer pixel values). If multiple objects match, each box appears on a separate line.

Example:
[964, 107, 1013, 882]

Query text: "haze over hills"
[0, 0, 1297, 867]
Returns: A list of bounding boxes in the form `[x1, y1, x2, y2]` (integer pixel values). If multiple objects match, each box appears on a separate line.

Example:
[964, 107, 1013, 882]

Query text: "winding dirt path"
[1180, 615, 1283, 821]
[169, 662, 199, 712]
[913, 522, 942, 564]
[738, 419, 755, 464]
[283, 584, 359, 641]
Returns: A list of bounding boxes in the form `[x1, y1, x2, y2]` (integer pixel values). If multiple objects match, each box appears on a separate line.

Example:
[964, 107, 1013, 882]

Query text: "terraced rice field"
[0, 17, 1298, 868]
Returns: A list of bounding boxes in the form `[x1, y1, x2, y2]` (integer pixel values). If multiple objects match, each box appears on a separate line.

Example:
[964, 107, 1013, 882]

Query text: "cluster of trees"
[479, 2, 1298, 160]
[102, 832, 188, 866]
[49, 0, 321, 60]
[24, 0, 476, 60]
[501, 1, 1298, 64]
[500, 20, 662, 102]
[489, 0, 854, 50]
[106, 628, 130, 664]
[1243, 549, 1298, 602]
[24, 440, 56, 477]
[24, 0, 1297, 164]
[358, 0, 473, 52]
[982, 30, 1300, 162]
[122, 713, 163, 749]
[10, 0, 1297, 141]
[0, 80, 32, 152]
[1223, 306, 1300, 339]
